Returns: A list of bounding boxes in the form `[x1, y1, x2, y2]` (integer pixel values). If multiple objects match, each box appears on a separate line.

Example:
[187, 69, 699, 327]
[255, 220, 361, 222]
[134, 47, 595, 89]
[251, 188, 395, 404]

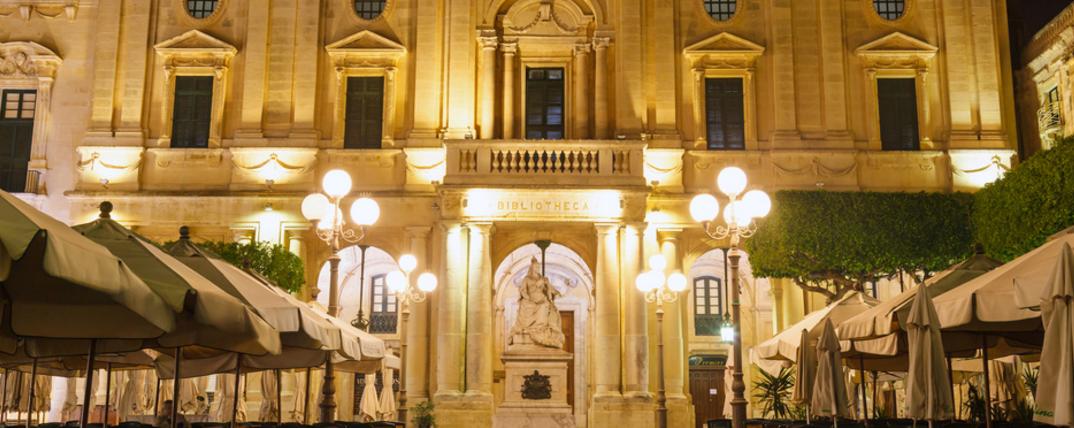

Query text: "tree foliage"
[973, 137, 1074, 262]
[196, 240, 305, 294]
[744, 190, 974, 302]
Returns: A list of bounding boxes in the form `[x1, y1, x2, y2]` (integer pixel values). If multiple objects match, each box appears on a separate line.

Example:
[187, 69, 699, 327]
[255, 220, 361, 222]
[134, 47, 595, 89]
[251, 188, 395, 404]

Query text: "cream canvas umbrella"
[753, 291, 877, 366]
[812, 319, 851, 421]
[793, 329, 815, 423]
[905, 283, 954, 424]
[1033, 243, 1074, 426]
[358, 373, 379, 422]
[377, 367, 396, 421]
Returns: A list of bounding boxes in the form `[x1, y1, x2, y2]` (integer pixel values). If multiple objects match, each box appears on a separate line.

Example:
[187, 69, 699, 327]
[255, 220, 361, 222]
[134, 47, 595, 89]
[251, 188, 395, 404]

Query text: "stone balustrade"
[444, 140, 647, 188]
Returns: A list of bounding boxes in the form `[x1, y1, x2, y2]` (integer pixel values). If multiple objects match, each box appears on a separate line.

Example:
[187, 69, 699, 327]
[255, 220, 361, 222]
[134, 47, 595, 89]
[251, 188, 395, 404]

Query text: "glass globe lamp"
[322, 170, 353, 198]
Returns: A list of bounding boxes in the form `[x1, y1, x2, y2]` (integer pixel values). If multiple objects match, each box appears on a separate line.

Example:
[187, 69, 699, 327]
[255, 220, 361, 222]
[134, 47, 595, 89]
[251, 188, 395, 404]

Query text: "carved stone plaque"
[521, 370, 551, 400]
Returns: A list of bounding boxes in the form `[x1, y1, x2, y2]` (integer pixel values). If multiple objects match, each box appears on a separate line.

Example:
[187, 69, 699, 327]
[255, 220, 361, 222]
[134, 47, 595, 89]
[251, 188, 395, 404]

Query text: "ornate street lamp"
[385, 255, 437, 426]
[689, 167, 771, 428]
[636, 254, 688, 428]
[301, 169, 380, 423]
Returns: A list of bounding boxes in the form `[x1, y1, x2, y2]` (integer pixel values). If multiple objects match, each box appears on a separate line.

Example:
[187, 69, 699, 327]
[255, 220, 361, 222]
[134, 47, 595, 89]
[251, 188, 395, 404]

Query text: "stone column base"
[668, 396, 696, 428]
[588, 394, 656, 428]
[434, 391, 495, 428]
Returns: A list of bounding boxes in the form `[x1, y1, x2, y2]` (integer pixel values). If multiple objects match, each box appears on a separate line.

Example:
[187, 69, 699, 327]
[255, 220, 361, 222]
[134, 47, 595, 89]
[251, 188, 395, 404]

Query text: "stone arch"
[490, 223, 596, 276]
[492, 241, 593, 424]
[314, 244, 402, 330]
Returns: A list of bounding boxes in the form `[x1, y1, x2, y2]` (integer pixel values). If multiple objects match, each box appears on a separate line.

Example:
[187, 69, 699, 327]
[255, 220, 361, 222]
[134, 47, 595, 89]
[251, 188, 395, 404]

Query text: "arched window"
[354, 0, 387, 20]
[873, 0, 906, 20]
[185, 0, 219, 19]
[369, 274, 398, 334]
[694, 276, 724, 336]
[703, 0, 737, 22]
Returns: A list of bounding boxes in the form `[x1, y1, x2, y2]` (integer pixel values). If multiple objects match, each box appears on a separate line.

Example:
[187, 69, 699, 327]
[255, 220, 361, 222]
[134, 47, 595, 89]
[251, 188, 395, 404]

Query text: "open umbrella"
[905, 283, 954, 425]
[793, 329, 815, 423]
[754, 292, 877, 365]
[812, 319, 851, 422]
[1034, 243, 1074, 426]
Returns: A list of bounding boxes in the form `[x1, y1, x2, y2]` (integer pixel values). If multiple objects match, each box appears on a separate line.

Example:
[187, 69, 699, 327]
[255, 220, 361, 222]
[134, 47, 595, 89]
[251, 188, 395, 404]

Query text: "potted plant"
[752, 367, 796, 419]
[412, 400, 435, 428]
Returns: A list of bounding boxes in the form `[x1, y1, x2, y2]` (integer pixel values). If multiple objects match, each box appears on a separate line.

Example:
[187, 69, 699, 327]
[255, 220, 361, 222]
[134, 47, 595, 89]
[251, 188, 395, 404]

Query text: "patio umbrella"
[377, 366, 396, 421]
[793, 329, 815, 423]
[812, 319, 851, 421]
[754, 291, 877, 365]
[1033, 243, 1074, 426]
[905, 283, 954, 424]
[358, 373, 379, 422]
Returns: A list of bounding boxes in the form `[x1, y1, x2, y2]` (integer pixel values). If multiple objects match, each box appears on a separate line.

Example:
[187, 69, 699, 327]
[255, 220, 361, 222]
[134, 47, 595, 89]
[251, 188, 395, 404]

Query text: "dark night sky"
[1008, 0, 1074, 64]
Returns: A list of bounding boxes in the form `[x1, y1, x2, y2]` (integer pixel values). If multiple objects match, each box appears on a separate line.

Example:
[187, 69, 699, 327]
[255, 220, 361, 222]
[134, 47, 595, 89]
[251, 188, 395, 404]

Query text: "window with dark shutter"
[694, 276, 724, 336]
[171, 76, 214, 148]
[369, 274, 397, 334]
[877, 78, 920, 151]
[704, 78, 745, 150]
[344, 76, 385, 149]
[525, 68, 565, 140]
[0, 90, 35, 192]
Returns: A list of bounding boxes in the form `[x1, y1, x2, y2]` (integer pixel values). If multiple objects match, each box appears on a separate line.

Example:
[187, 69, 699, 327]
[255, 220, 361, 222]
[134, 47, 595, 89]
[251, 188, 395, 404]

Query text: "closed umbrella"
[793, 329, 815, 423]
[812, 319, 851, 421]
[905, 283, 954, 424]
[378, 367, 396, 421]
[358, 373, 379, 422]
[1034, 243, 1074, 426]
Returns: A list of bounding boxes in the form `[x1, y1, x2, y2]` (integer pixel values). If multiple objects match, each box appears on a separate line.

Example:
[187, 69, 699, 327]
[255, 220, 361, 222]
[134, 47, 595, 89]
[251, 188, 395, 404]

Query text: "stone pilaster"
[478, 34, 499, 139]
[465, 222, 495, 397]
[116, 0, 152, 139]
[593, 223, 622, 397]
[593, 37, 611, 139]
[573, 43, 591, 139]
[659, 229, 693, 428]
[236, 0, 270, 139]
[435, 222, 467, 397]
[405, 226, 433, 401]
[621, 224, 647, 396]
[87, 0, 121, 136]
[502, 41, 517, 139]
[290, 0, 320, 140]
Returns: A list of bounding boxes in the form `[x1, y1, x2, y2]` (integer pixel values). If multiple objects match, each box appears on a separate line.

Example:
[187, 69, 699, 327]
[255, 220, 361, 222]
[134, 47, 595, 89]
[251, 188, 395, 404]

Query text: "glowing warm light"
[301, 194, 330, 221]
[350, 197, 380, 226]
[386, 270, 407, 293]
[717, 167, 748, 197]
[667, 272, 687, 293]
[721, 324, 735, 342]
[690, 194, 720, 222]
[259, 159, 286, 184]
[417, 272, 438, 292]
[635, 270, 658, 292]
[316, 207, 343, 230]
[322, 170, 352, 198]
[723, 201, 753, 228]
[648, 254, 667, 272]
[742, 190, 771, 218]
[398, 254, 418, 273]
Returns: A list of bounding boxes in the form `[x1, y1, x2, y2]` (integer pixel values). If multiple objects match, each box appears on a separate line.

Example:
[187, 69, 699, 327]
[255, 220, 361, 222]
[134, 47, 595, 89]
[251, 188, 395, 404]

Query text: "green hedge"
[973, 138, 1074, 261]
[197, 240, 306, 294]
[744, 190, 974, 300]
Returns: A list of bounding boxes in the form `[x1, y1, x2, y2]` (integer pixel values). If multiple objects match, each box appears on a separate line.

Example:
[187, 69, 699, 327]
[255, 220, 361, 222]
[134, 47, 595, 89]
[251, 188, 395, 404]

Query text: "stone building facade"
[1, 0, 1017, 427]
[1019, 1, 1074, 156]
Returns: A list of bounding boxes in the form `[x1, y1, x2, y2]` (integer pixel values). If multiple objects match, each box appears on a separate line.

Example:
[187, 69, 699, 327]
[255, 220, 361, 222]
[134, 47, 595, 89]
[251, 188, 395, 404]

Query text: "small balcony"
[1038, 101, 1063, 137]
[369, 312, 398, 335]
[443, 140, 647, 188]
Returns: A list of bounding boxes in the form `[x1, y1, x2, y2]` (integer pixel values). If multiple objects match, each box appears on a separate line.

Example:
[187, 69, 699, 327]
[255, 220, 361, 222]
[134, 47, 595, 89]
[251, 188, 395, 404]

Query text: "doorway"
[689, 355, 728, 428]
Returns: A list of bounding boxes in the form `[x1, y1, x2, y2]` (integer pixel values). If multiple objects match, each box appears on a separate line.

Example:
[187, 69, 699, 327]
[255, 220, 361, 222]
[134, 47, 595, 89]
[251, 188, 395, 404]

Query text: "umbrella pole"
[24, 358, 36, 428]
[871, 371, 878, 420]
[303, 368, 311, 425]
[80, 339, 97, 428]
[859, 354, 867, 423]
[153, 377, 160, 419]
[946, 354, 955, 414]
[276, 369, 282, 424]
[103, 362, 112, 427]
[171, 347, 182, 428]
[980, 335, 992, 428]
[2, 368, 9, 423]
[231, 355, 241, 428]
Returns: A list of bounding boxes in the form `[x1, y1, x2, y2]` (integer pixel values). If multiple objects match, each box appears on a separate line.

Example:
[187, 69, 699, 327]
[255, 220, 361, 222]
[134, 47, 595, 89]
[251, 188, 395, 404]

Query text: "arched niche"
[314, 245, 402, 335]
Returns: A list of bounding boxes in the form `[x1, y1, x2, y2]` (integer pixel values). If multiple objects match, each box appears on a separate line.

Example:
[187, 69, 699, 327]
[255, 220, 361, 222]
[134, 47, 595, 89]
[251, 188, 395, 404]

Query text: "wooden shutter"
[877, 78, 920, 150]
[705, 78, 745, 150]
[344, 76, 385, 149]
[525, 68, 565, 140]
[171, 76, 214, 148]
[0, 90, 35, 192]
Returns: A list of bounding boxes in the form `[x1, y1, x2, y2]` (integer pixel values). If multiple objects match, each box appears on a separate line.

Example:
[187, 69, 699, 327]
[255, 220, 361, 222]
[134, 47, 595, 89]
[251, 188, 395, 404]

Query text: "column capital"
[439, 220, 464, 233]
[573, 42, 592, 56]
[592, 37, 612, 50]
[595, 222, 621, 236]
[478, 34, 500, 50]
[467, 221, 495, 235]
[405, 226, 432, 239]
[501, 40, 518, 55]
[656, 228, 684, 244]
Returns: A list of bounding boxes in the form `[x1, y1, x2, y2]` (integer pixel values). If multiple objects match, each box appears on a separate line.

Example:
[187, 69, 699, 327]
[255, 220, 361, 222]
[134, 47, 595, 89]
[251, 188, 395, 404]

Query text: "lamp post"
[386, 255, 438, 427]
[635, 255, 688, 428]
[301, 169, 380, 423]
[689, 167, 771, 428]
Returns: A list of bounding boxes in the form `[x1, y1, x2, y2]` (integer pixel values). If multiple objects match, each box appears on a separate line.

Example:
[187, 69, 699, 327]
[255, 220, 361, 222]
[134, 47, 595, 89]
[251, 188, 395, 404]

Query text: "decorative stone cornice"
[683, 32, 765, 69]
[855, 32, 938, 70]
[0, 0, 78, 21]
[325, 29, 406, 67]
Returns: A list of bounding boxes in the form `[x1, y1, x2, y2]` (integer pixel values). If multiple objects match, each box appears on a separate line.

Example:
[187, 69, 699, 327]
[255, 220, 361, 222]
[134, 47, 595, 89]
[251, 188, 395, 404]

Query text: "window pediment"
[501, 0, 593, 37]
[683, 32, 764, 68]
[326, 30, 406, 66]
[153, 30, 237, 67]
[855, 32, 937, 69]
[0, 41, 61, 79]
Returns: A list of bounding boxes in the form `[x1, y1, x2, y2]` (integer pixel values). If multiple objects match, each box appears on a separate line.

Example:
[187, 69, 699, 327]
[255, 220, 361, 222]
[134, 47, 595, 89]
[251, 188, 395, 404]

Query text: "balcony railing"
[444, 140, 647, 187]
[694, 314, 723, 337]
[369, 312, 398, 334]
[1038, 101, 1062, 135]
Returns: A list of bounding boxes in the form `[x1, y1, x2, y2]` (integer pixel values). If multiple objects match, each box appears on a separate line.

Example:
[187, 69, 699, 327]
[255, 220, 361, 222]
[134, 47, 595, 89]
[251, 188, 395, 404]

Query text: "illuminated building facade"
[1, 0, 1017, 426]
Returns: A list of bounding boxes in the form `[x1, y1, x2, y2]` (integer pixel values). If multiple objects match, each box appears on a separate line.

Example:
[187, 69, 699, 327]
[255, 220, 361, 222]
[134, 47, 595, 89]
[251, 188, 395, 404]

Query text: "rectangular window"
[704, 78, 745, 150]
[1047, 86, 1061, 105]
[344, 76, 385, 149]
[369, 274, 397, 334]
[171, 76, 213, 148]
[877, 78, 920, 150]
[694, 276, 724, 336]
[525, 68, 565, 140]
[0, 90, 35, 192]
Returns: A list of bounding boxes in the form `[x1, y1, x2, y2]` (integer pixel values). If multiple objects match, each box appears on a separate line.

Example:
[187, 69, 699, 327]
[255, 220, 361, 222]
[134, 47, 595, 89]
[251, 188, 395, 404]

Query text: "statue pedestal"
[494, 346, 575, 428]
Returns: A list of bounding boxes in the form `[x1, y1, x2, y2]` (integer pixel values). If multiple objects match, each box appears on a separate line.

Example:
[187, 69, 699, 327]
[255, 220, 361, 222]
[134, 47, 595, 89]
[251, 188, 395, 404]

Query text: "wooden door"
[560, 311, 574, 409]
[690, 368, 726, 428]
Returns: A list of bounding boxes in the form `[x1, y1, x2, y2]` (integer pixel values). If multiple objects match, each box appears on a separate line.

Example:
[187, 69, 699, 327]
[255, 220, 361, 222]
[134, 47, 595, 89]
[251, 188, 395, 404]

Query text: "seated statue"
[509, 257, 566, 349]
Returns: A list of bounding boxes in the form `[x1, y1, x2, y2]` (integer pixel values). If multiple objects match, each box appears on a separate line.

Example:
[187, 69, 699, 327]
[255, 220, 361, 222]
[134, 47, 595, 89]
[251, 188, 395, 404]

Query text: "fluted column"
[659, 229, 686, 399]
[465, 222, 494, 396]
[593, 37, 611, 139]
[435, 222, 467, 396]
[405, 227, 432, 401]
[573, 43, 591, 139]
[594, 223, 622, 396]
[502, 41, 518, 139]
[478, 34, 499, 139]
[621, 223, 648, 396]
